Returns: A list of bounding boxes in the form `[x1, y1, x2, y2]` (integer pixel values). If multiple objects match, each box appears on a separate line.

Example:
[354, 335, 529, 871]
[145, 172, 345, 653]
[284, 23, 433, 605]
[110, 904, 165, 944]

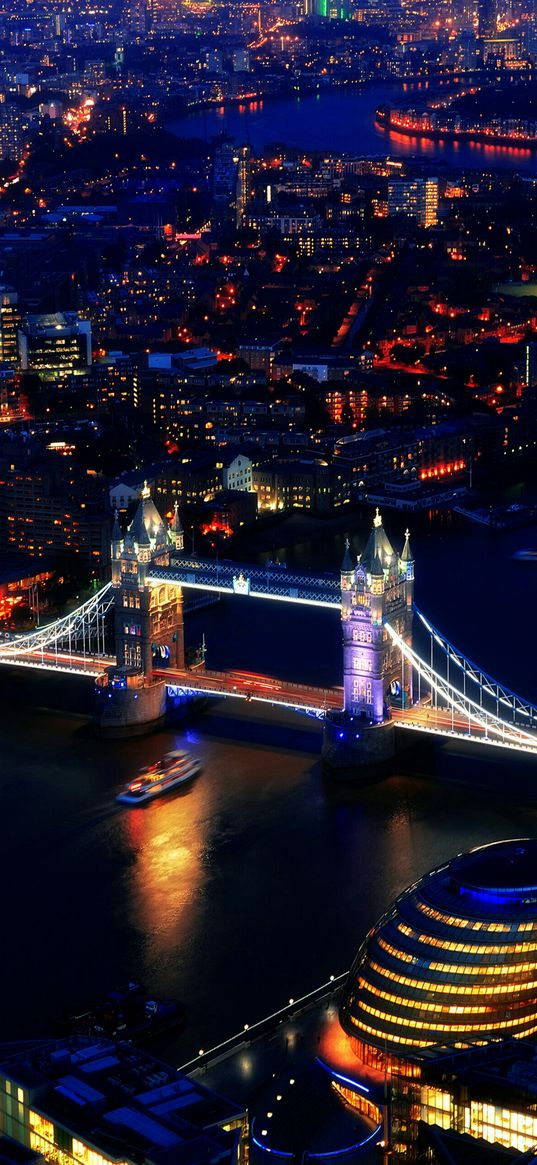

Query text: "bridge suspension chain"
[385, 620, 537, 749]
[0, 583, 114, 660]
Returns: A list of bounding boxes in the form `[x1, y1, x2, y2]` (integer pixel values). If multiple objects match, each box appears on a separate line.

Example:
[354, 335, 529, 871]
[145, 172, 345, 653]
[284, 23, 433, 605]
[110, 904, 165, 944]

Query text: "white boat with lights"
[117, 750, 201, 804]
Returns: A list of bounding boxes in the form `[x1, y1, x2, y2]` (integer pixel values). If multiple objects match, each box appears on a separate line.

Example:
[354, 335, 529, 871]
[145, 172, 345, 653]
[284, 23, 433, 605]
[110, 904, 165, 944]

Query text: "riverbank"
[167, 85, 537, 171]
[376, 105, 537, 150]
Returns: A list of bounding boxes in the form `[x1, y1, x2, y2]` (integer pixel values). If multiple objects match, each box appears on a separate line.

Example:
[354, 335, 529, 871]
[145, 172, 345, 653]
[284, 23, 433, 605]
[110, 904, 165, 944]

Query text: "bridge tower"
[95, 486, 185, 735]
[323, 511, 414, 775]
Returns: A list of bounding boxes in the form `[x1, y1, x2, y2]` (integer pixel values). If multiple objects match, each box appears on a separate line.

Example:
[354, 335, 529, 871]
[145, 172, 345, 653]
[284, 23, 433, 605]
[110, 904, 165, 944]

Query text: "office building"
[18, 314, 92, 381]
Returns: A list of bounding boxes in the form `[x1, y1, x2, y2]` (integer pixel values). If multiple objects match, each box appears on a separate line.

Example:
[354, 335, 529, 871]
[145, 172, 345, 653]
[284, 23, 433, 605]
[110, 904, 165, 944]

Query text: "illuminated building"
[122, 0, 154, 32]
[237, 340, 280, 378]
[235, 145, 251, 230]
[333, 839, 537, 1157]
[0, 1037, 247, 1165]
[18, 314, 92, 382]
[0, 457, 109, 566]
[324, 387, 369, 427]
[251, 458, 356, 513]
[0, 289, 20, 366]
[524, 341, 537, 388]
[222, 454, 253, 492]
[387, 178, 439, 228]
[153, 455, 221, 510]
[304, 0, 352, 19]
[0, 98, 31, 163]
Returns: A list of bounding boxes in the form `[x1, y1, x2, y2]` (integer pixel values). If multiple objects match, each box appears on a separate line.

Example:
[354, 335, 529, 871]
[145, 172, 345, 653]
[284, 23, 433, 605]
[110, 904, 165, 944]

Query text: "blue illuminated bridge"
[1, 553, 537, 756]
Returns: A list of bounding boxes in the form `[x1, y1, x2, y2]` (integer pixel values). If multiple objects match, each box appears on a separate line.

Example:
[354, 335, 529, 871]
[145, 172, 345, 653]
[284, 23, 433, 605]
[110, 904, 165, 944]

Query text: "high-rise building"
[387, 177, 439, 227]
[0, 97, 31, 163]
[235, 144, 251, 229]
[0, 288, 20, 365]
[525, 341, 537, 387]
[212, 143, 240, 233]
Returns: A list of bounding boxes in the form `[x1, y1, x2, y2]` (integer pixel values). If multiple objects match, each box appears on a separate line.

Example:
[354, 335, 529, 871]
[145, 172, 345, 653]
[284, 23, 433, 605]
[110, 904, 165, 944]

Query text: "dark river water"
[170, 84, 537, 173]
[2, 514, 537, 1064]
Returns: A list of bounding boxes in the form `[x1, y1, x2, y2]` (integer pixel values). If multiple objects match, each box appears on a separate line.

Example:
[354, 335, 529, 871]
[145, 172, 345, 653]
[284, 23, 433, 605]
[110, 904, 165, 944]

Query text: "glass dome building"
[339, 839, 537, 1073]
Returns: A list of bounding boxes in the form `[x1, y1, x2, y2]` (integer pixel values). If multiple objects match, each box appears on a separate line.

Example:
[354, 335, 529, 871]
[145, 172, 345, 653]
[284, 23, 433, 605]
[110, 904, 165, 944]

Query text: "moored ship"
[63, 982, 185, 1042]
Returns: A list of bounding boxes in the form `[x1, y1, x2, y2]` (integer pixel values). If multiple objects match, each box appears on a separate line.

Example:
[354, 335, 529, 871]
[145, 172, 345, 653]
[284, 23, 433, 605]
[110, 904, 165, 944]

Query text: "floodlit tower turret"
[324, 510, 415, 774]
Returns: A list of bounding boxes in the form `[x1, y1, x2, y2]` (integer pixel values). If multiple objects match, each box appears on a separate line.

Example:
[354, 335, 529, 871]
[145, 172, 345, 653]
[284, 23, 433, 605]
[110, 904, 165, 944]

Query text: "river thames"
[170, 84, 537, 173]
[2, 515, 537, 1063]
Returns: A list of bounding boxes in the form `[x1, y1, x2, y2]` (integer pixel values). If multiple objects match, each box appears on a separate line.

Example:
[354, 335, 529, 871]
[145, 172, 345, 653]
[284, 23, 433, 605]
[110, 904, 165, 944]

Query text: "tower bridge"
[1, 486, 536, 769]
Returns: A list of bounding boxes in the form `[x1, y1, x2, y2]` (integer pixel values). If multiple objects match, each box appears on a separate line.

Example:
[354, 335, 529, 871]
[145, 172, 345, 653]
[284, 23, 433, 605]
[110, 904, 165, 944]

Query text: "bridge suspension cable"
[415, 606, 537, 727]
[0, 583, 114, 670]
[385, 620, 537, 753]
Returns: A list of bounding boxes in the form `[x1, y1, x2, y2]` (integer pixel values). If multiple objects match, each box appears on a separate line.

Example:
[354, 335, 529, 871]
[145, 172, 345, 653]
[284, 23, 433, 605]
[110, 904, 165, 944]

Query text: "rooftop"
[0, 1038, 244, 1165]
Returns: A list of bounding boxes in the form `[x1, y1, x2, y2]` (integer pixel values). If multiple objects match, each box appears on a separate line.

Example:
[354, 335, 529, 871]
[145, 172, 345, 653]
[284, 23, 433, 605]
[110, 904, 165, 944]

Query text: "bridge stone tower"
[323, 511, 414, 775]
[95, 486, 185, 735]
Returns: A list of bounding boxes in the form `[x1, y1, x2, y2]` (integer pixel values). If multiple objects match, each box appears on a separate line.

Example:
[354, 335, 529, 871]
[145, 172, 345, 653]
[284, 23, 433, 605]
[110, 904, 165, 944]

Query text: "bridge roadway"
[391, 705, 537, 754]
[149, 556, 341, 608]
[154, 666, 344, 714]
[0, 650, 116, 677]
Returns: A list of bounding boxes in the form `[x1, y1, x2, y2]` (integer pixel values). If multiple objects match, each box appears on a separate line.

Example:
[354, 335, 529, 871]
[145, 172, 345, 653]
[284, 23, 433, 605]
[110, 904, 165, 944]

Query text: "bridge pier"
[95, 674, 169, 737]
[322, 711, 396, 777]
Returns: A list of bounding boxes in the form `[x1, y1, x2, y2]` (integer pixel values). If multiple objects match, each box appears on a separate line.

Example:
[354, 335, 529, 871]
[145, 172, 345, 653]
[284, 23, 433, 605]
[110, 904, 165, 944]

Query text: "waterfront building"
[0, 1038, 247, 1165]
[333, 839, 537, 1158]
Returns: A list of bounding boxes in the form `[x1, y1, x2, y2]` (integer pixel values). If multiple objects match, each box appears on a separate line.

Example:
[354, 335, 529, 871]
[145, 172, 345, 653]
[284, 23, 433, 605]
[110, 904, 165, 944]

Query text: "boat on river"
[117, 750, 201, 805]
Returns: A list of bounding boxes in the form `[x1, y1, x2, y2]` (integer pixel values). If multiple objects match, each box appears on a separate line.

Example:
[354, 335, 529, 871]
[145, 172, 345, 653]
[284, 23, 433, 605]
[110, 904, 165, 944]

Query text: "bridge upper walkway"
[149, 556, 341, 608]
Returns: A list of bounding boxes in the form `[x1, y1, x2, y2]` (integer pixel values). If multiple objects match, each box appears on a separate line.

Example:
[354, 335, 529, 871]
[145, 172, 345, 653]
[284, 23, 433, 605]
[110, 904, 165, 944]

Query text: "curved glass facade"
[340, 840, 537, 1056]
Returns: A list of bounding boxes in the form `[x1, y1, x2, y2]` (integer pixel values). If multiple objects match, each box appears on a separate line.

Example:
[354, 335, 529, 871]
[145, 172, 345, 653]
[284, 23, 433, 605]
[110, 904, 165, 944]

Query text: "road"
[155, 666, 344, 712]
[0, 650, 115, 676]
